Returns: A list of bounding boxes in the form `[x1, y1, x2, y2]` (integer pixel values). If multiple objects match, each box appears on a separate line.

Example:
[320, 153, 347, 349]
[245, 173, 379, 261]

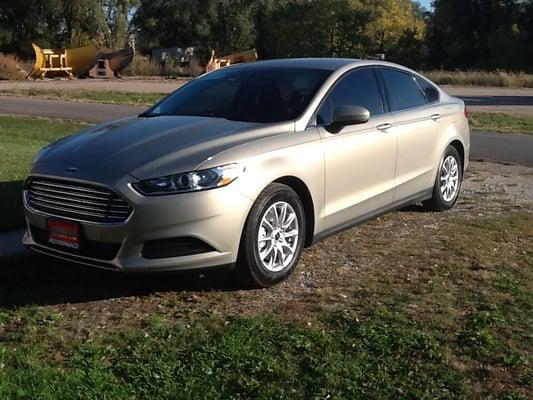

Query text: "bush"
[122, 56, 203, 77]
[424, 70, 533, 88]
[122, 56, 163, 76]
[122, 55, 205, 78]
[0, 54, 27, 80]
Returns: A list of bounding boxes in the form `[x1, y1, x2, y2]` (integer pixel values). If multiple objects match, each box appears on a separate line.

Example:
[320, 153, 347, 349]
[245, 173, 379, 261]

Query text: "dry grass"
[425, 70, 533, 88]
[122, 56, 163, 76]
[0, 54, 27, 80]
[122, 56, 202, 77]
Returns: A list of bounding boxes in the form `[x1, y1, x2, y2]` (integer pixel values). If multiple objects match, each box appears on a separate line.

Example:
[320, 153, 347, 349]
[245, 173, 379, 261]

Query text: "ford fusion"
[23, 59, 470, 287]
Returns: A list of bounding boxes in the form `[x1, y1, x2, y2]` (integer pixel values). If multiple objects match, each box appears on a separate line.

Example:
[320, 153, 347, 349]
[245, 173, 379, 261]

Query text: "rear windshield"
[144, 67, 331, 123]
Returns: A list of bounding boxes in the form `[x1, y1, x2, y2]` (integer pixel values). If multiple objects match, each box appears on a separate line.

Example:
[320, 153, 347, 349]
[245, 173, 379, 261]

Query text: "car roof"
[226, 58, 364, 71]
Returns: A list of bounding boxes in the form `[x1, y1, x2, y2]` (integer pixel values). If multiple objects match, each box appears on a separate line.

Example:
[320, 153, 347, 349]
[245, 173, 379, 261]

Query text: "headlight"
[132, 164, 243, 196]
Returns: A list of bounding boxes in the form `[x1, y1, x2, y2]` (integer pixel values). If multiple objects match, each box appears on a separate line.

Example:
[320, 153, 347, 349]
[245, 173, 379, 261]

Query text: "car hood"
[36, 115, 293, 179]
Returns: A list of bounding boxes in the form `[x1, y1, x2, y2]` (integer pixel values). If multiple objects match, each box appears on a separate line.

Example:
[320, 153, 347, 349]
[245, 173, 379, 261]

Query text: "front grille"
[29, 225, 121, 261]
[26, 177, 132, 224]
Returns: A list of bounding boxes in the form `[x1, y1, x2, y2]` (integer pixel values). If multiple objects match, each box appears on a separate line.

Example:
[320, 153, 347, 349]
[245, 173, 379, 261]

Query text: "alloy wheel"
[257, 201, 299, 272]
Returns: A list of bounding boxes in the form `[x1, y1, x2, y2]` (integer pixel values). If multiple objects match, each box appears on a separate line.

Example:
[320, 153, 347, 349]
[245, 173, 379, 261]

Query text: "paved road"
[3, 80, 533, 114]
[470, 132, 533, 167]
[1, 95, 532, 167]
[450, 86, 533, 116]
[0, 95, 145, 123]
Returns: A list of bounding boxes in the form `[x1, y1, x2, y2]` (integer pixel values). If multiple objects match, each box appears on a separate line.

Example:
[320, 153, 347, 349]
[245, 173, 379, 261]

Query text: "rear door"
[316, 67, 397, 229]
[377, 68, 447, 201]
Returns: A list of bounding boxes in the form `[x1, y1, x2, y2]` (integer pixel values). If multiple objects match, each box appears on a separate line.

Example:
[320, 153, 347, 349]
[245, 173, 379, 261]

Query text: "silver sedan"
[23, 58, 470, 287]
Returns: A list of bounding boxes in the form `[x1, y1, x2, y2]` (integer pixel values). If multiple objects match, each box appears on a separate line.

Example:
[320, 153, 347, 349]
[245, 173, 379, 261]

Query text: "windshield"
[143, 67, 331, 123]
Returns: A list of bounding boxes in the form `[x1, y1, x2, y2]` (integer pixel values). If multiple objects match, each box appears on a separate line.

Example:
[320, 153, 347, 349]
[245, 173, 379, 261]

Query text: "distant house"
[151, 47, 195, 65]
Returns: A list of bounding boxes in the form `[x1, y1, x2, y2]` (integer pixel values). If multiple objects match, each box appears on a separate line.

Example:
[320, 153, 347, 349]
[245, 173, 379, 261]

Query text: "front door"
[315, 68, 397, 230]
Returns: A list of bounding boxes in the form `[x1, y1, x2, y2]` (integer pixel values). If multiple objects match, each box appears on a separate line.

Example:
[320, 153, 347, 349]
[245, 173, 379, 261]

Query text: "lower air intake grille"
[142, 237, 216, 259]
[26, 177, 132, 224]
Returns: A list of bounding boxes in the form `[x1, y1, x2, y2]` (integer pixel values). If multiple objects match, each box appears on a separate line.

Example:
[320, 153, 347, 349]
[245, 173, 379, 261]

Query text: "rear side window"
[380, 68, 426, 112]
[317, 68, 384, 125]
[415, 76, 439, 103]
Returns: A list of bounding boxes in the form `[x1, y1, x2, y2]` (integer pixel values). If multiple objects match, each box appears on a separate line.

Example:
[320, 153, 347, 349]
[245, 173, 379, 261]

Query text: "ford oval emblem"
[65, 167, 78, 174]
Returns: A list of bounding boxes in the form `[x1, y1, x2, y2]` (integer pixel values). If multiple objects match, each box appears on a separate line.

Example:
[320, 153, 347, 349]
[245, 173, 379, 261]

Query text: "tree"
[58, 0, 107, 47]
[209, 0, 257, 55]
[103, 0, 139, 49]
[257, 0, 371, 59]
[427, 0, 526, 70]
[0, 0, 62, 57]
[361, 0, 426, 65]
[133, 0, 218, 57]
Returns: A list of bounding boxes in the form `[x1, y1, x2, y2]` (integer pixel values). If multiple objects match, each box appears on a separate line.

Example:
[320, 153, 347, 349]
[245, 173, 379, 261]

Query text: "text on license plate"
[47, 220, 80, 249]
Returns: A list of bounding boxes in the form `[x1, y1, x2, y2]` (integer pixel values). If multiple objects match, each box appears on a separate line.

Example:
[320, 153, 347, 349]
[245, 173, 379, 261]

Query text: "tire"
[235, 183, 306, 288]
[423, 145, 463, 212]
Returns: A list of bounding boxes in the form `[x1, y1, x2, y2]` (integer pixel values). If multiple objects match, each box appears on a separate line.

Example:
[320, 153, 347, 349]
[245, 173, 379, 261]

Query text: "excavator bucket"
[65, 44, 97, 76]
[27, 43, 45, 79]
[27, 43, 97, 79]
[205, 48, 258, 72]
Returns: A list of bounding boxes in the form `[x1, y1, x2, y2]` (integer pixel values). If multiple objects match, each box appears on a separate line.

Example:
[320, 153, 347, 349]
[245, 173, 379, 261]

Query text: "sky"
[418, 0, 433, 10]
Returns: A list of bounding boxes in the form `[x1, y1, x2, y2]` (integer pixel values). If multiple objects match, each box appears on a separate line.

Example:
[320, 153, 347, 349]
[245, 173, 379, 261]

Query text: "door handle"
[430, 113, 442, 121]
[376, 123, 393, 131]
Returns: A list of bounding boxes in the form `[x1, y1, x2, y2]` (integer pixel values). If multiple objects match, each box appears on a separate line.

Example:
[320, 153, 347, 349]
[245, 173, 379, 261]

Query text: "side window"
[317, 68, 384, 125]
[380, 68, 427, 112]
[415, 76, 439, 103]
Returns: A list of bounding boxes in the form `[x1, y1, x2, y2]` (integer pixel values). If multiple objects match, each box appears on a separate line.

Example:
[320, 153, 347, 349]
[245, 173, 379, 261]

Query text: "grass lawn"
[0, 116, 87, 232]
[470, 112, 533, 135]
[0, 88, 166, 107]
[0, 212, 531, 399]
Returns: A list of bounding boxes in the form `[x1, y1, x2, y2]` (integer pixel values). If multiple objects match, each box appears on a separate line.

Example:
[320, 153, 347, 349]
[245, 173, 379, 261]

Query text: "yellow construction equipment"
[28, 43, 97, 79]
[205, 48, 258, 72]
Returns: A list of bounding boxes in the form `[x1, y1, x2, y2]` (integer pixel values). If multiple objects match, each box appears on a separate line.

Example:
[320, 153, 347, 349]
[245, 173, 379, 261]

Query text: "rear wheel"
[235, 183, 306, 288]
[424, 145, 463, 211]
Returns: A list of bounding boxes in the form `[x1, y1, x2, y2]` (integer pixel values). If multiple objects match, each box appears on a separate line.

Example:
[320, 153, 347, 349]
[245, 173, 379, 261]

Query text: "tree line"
[0, 0, 532, 71]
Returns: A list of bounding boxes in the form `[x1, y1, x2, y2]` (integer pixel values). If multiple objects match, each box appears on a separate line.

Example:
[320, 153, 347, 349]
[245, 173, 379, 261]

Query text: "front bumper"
[23, 165, 253, 273]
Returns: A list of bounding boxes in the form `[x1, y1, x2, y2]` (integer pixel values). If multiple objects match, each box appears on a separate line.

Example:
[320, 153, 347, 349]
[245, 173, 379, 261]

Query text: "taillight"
[464, 107, 470, 119]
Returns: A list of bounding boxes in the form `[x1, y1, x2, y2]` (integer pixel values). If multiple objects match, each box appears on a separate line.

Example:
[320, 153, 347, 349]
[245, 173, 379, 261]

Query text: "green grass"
[0, 116, 87, 232]
[0, 310, 467, 399]
[0, 213, 530, 399]
[0, 89, 167, 107]
[470, 112, 533, 134]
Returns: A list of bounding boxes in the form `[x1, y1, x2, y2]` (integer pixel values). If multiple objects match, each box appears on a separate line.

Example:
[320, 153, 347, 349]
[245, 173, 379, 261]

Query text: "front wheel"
[235, 183, 306, 288]
[424, 145, 463, 212]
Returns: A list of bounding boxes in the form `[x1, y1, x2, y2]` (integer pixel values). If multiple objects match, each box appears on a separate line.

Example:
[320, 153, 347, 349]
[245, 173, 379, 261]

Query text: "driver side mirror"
[327, 105, 370, 133]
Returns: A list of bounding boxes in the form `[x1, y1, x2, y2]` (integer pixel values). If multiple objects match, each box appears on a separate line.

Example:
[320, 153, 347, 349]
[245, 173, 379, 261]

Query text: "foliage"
[427, 0, 533, 70]
[0, 0, 138, 57]
[1, 1, 533, 73]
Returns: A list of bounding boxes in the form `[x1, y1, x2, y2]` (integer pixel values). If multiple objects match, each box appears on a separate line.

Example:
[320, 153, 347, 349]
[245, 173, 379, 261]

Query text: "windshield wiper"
[138, 111, 158, 118]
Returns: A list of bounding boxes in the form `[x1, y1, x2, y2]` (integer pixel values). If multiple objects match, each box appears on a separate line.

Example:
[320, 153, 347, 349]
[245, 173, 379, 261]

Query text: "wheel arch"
[273, 176, 315, 248]
[448, 139, 465, 171]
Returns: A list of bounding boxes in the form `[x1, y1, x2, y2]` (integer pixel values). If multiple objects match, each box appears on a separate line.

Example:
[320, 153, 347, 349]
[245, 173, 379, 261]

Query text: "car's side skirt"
[312, 188, 433, 245]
